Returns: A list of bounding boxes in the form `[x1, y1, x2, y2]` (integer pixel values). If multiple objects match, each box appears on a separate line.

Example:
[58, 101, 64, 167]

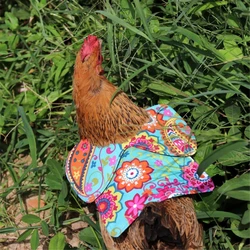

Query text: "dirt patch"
[0, 155, 89, 250]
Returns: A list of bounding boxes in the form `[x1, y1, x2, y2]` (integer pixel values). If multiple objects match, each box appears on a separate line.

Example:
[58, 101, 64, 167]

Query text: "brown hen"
[72, 35, 204, 250]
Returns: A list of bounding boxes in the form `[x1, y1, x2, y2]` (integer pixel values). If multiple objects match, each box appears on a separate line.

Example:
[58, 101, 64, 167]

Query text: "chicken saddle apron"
[65, 104, 214, 237]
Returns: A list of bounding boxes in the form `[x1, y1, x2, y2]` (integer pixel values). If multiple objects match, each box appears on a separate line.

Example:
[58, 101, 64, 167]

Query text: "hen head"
[80, 35, 103, 68]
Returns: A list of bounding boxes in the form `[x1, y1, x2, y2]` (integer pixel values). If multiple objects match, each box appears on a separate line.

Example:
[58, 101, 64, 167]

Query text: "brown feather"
[99, 197, 203, 250]
[73, 51, 149, 147]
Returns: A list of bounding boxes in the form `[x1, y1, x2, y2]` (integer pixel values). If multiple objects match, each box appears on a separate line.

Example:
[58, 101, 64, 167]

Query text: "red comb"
[85, 35, 98, 44]
[80, 35, 101, 61]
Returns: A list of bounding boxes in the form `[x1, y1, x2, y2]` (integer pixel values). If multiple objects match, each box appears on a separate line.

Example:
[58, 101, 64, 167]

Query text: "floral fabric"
[65, 104, 214, 237]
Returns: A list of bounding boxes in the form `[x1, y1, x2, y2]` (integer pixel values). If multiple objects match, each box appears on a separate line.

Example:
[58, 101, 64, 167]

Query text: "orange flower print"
[142, 109, 165, 133]
[114, 158, 153, 192]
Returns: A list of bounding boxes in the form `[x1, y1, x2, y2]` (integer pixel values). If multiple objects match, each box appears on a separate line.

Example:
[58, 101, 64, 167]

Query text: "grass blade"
[96, 10, 151, 41]
[110, 58, 163, 103]
[18, 106, 37, 182]
[133, 0, 155, 42]
[196, 211, 241, 220]
[197, 140, 248, 176]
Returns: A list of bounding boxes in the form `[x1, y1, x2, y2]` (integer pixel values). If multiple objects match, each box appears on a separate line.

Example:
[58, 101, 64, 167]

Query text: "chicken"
[65, 35, 214, 250]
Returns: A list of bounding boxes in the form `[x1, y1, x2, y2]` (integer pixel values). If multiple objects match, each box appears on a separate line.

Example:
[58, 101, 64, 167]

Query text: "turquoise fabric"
[65, 104, 214, 237]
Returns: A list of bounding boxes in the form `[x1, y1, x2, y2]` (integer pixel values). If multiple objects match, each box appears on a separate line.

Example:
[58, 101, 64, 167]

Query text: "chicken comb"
[80, 35, 101, 61]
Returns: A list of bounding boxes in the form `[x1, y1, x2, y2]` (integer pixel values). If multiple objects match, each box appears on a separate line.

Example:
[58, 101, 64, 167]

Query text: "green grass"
[0, 0, 250, 249]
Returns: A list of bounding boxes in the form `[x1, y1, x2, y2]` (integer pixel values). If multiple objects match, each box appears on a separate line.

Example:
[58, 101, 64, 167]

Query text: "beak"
[98, 38, 103, 47]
